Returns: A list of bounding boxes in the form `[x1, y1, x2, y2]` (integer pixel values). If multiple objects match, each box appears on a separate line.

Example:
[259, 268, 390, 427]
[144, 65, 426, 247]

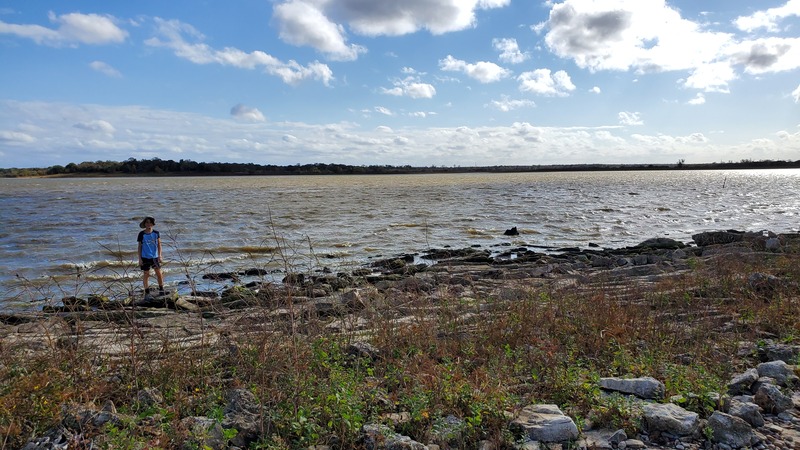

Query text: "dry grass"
[1, 244, 798, 449]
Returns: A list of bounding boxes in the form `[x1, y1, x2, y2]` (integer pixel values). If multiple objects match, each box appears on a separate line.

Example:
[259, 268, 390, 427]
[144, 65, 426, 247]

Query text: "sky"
[1, 0, 799, 168]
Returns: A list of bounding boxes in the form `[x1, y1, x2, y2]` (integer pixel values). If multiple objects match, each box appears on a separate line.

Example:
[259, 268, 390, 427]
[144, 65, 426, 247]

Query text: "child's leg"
[143, 269, 150, 291]
[154, 267, 164, 291]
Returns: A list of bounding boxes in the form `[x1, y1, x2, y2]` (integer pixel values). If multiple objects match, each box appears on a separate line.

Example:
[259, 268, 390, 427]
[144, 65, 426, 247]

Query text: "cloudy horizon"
[1, 0, 799, 168]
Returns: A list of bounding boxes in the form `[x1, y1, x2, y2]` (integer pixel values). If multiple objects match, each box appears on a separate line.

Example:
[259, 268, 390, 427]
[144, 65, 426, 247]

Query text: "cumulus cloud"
[375, 106, 394, 116]
[439, 55, 511, 83]
[618, 111, 643, 126]
[273, 1, 366, 61]
[0, 11, 127, 46]
[734, 0, 800, 33]
[145, 18, 334, 86]
[381, 77, 436, 98]
[538, 0, 800, 94]
[688, 93, 706, 105]
[517, 69, 575, 96]
[590, 86, 601, 94]
[89, 60, 122, 77]
[488, 95, 536, 111]
[313, 0, 510, 37]
[230, 104, 266, 122]
[493, 38, 529, 63]
[541, 1, 734, 86]
[727, 37, 800, 74]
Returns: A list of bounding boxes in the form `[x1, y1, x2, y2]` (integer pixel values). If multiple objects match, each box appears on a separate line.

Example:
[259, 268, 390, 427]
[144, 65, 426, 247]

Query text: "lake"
[2, 170, 799, 310]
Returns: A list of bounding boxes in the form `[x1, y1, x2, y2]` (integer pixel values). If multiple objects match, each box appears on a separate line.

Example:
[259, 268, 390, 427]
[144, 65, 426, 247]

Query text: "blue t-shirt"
[137, 230, 160, 259]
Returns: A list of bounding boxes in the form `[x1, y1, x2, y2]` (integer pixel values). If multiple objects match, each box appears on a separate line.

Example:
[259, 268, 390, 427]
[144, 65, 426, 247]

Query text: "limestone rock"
[754, 384, 793, 413]
[707, 411, 758, 449]
[728, 368, 758, 395]
[642, 402, 700, 437]
[756, 360, 798, 387]
[599, 376, 665, 400]
[509, 404, 579, 443]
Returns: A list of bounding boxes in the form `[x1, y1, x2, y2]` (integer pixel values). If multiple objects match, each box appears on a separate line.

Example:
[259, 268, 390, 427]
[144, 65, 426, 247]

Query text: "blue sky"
[1, 0, 799, 168]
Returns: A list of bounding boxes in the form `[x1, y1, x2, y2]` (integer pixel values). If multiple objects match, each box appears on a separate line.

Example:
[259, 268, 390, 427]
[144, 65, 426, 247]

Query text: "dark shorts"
[140, 258, 161, 271]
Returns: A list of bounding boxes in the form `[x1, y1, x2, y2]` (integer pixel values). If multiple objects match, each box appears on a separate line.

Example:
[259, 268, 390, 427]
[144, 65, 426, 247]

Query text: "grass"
[1, 237, 799, 449]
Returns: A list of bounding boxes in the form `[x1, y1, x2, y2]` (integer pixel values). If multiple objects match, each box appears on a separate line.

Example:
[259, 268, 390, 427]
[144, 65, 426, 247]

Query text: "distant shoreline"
[3, 157, 800, 178]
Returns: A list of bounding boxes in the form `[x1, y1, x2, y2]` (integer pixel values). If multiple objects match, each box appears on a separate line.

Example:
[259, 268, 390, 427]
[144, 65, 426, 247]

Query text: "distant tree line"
[2, 157, 800, 178]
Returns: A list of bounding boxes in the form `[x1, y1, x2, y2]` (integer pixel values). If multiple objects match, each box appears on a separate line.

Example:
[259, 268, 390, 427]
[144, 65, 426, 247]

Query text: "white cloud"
[316, 0, 510, 36]
[146, 18, 334, 86]
[230, 104, 266, 122]
[488, 95, 536, 111]
[734, 0, 800, 33]
[89, 60, 122, 78]
[74, 120, 116, 134]
[683, 62, 736, 93]
[793, 84, 800, 103]
[273, 1, 367, 61]
[727, 37, 800, 74]
[618, 111, 643, 126]
[493, 38, 529, 63]
[381, 77, 436, 99]
[439, 55, 511, 83]
[542, 1, 733, 86]
[590, 86, 601, 94]
[517, 69, 575, 96]
[2, 99, 797, 168]
[540, 1, 800, 94]
[688, 93, 706, 105]
[0, 11, 128, 46]
[375, 106, 394, 116]
[0, 130, 36, 144]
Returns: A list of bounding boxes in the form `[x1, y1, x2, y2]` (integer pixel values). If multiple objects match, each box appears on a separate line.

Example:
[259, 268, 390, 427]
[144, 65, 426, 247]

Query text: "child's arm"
[138, 242, 143, 264]
[157, 237, 163, 261]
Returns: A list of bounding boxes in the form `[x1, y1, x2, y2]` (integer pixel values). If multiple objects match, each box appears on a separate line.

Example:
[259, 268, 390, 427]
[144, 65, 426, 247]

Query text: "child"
[137, 216, 164, 296]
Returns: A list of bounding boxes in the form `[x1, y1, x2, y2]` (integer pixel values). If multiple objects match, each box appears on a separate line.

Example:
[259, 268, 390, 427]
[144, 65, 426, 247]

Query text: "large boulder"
[754, 384, 794, 413]
[642, 403, 700, 437]
[599, 377, 665, 400]
[728, 396, 764, 428]
[727, 368, 758, 395]
[707, 411, 758, 449]
[756, 360, 798, 387]
[510, 404, 579, 443]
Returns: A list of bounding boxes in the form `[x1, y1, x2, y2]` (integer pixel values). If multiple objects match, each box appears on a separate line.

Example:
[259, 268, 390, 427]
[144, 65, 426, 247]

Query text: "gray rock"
[758, 342, 800, 363]
[642, 403, 700, 437]
[361, 424, 427, 450]
[707, 411, 757, 449]
[610, 429, 628, 445]
[692, 231, 743, 247]
[180, 416, 226, 450]
[728, 368, 758, 395]
[599, 376, 665, 400]
[728, 397, 765, 428]
[756, 360, 798, 387]
[223, 388, 263, 448]
[347, 341, 381, 361]
[754, 384, 794, 414]
[136, 387, 164, 407]
[510, 404, 579, 443]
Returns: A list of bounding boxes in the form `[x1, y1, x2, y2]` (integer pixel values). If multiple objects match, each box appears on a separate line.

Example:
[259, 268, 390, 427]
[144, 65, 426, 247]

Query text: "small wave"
[333, 242, 353, 248]
[390, 223, 423, 228]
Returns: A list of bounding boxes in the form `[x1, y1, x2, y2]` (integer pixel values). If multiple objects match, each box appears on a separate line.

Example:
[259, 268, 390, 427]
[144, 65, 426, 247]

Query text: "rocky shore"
[2, 230, 799, 450]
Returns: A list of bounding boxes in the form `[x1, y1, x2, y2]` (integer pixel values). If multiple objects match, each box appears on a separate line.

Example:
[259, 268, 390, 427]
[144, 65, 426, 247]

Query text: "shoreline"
[2, 229, 799, 449]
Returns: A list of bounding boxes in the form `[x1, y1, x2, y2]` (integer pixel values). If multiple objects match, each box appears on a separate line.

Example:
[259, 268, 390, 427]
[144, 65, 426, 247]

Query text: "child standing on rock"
[137, 216, 164, 297]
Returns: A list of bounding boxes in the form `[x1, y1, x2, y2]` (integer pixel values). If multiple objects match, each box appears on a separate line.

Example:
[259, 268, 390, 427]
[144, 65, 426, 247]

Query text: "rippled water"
[2, 170, 799, 309]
